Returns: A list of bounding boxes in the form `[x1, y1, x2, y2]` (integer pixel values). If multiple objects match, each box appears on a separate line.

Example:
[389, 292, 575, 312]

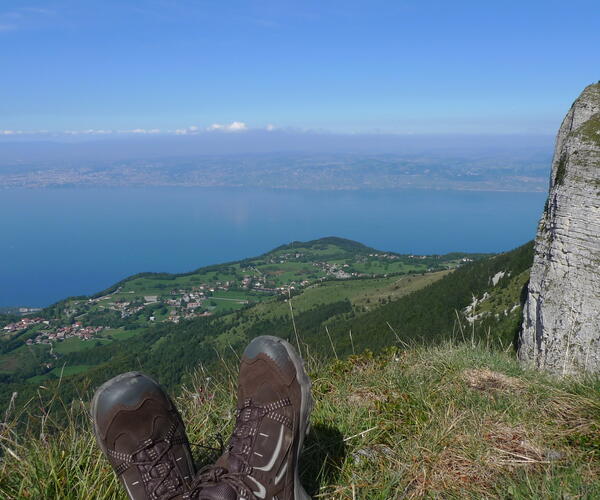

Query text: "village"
[77, 248, 363, 328]
[27, 323, 106, 346]
[2, 317, 48, 333]
[98, 273, 313, 324]
[2, 317, 107, 346]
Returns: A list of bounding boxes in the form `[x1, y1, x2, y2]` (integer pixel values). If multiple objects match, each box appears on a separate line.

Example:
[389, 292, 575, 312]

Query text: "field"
[209, 271, 451, 354]
[99, 328, 144, 341]
[297, 271, 451, 311]
[0, 344, 49, 374]
[27, 365, 92, 384]
[53, 337, 111, 355]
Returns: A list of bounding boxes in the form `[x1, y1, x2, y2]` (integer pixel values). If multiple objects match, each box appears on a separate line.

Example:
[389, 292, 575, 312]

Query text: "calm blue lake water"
[1, 187, 546, 307]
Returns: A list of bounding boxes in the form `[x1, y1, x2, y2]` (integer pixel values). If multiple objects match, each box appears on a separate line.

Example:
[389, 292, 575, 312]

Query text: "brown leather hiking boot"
[91, 372, 196, 500]
[187, 335, 313, 500]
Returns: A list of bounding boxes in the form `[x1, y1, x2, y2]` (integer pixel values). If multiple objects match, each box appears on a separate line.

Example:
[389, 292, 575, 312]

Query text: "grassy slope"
[210, 271, 450, 351]
[328, 241, 535, 356]
[1, 341, 598, 499]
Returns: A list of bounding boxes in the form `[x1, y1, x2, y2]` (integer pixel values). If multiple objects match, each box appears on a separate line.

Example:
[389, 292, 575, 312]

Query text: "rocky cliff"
[519, 83, 600, 375]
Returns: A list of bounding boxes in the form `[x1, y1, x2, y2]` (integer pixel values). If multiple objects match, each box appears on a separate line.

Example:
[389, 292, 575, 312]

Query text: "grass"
[1, 339, 598, 499]
[576, 113, 600, 146]
[27, 365, 92, 384]
[472, 269, 529, 316]
[99, 328, 144, 341]
[555, 154, 568, 186]
[211, 272, 453, 353]
[0, 344, 50, 374]
[53, 337, 112, 355]
[0, 352, 21, 373]
[287, 272, 449, 313]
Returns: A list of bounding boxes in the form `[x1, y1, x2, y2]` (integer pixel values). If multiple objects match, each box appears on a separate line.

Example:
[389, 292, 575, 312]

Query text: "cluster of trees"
[0, 312, 20, 328]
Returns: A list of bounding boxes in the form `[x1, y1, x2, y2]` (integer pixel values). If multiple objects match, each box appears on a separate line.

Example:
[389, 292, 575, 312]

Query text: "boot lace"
[186, 397, 290, 499]
[184, 465, 256, 499]
[109, 422, 189, 500]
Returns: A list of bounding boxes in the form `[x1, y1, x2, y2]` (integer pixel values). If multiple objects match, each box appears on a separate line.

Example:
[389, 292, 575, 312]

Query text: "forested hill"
[271, 236, 374, 254]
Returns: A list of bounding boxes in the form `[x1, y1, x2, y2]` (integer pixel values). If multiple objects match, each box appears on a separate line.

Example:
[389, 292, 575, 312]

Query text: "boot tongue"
[223, 454, 244, 473]
[215, 451, 246, 474]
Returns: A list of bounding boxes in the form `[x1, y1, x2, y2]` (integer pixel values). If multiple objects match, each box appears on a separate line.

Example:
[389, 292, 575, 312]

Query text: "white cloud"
[228, 121, 248, 131]
[126, 128, 161, 134]
[265, 124, 276, 131]
[64, 129, 113, 135]
[2, 123, 256, 137]
[207, 121, 248, 132]
[1, 130, 55, 136]
[175, 125, 201, 135]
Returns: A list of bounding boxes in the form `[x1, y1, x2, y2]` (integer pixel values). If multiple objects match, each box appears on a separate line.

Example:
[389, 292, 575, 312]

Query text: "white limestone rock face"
[518, 83, 600, 375]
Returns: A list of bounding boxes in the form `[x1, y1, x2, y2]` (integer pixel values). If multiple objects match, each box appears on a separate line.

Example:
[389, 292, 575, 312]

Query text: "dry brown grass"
[463, 368, 525, 393]
[348, 387, 387, 407]
[484, 422, 546, 466]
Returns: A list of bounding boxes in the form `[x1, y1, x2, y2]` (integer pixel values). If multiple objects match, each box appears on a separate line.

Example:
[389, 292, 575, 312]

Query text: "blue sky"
[1, 0, 599, 135]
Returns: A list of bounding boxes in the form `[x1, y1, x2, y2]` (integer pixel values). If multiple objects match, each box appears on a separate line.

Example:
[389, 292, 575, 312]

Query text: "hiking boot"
[187, 335, 313, 500]
[91, 372, 196, 500]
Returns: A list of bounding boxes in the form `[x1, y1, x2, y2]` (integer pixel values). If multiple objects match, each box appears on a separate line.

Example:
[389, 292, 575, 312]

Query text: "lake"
[1, 187, 546, 307]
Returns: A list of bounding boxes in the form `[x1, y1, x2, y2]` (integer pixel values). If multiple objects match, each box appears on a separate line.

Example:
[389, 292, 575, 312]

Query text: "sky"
[1, 0, 599, 136]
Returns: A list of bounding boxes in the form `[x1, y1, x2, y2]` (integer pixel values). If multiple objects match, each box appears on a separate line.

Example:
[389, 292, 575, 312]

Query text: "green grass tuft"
[576, 113, 600, 146]
[554, 154, 568, 186]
